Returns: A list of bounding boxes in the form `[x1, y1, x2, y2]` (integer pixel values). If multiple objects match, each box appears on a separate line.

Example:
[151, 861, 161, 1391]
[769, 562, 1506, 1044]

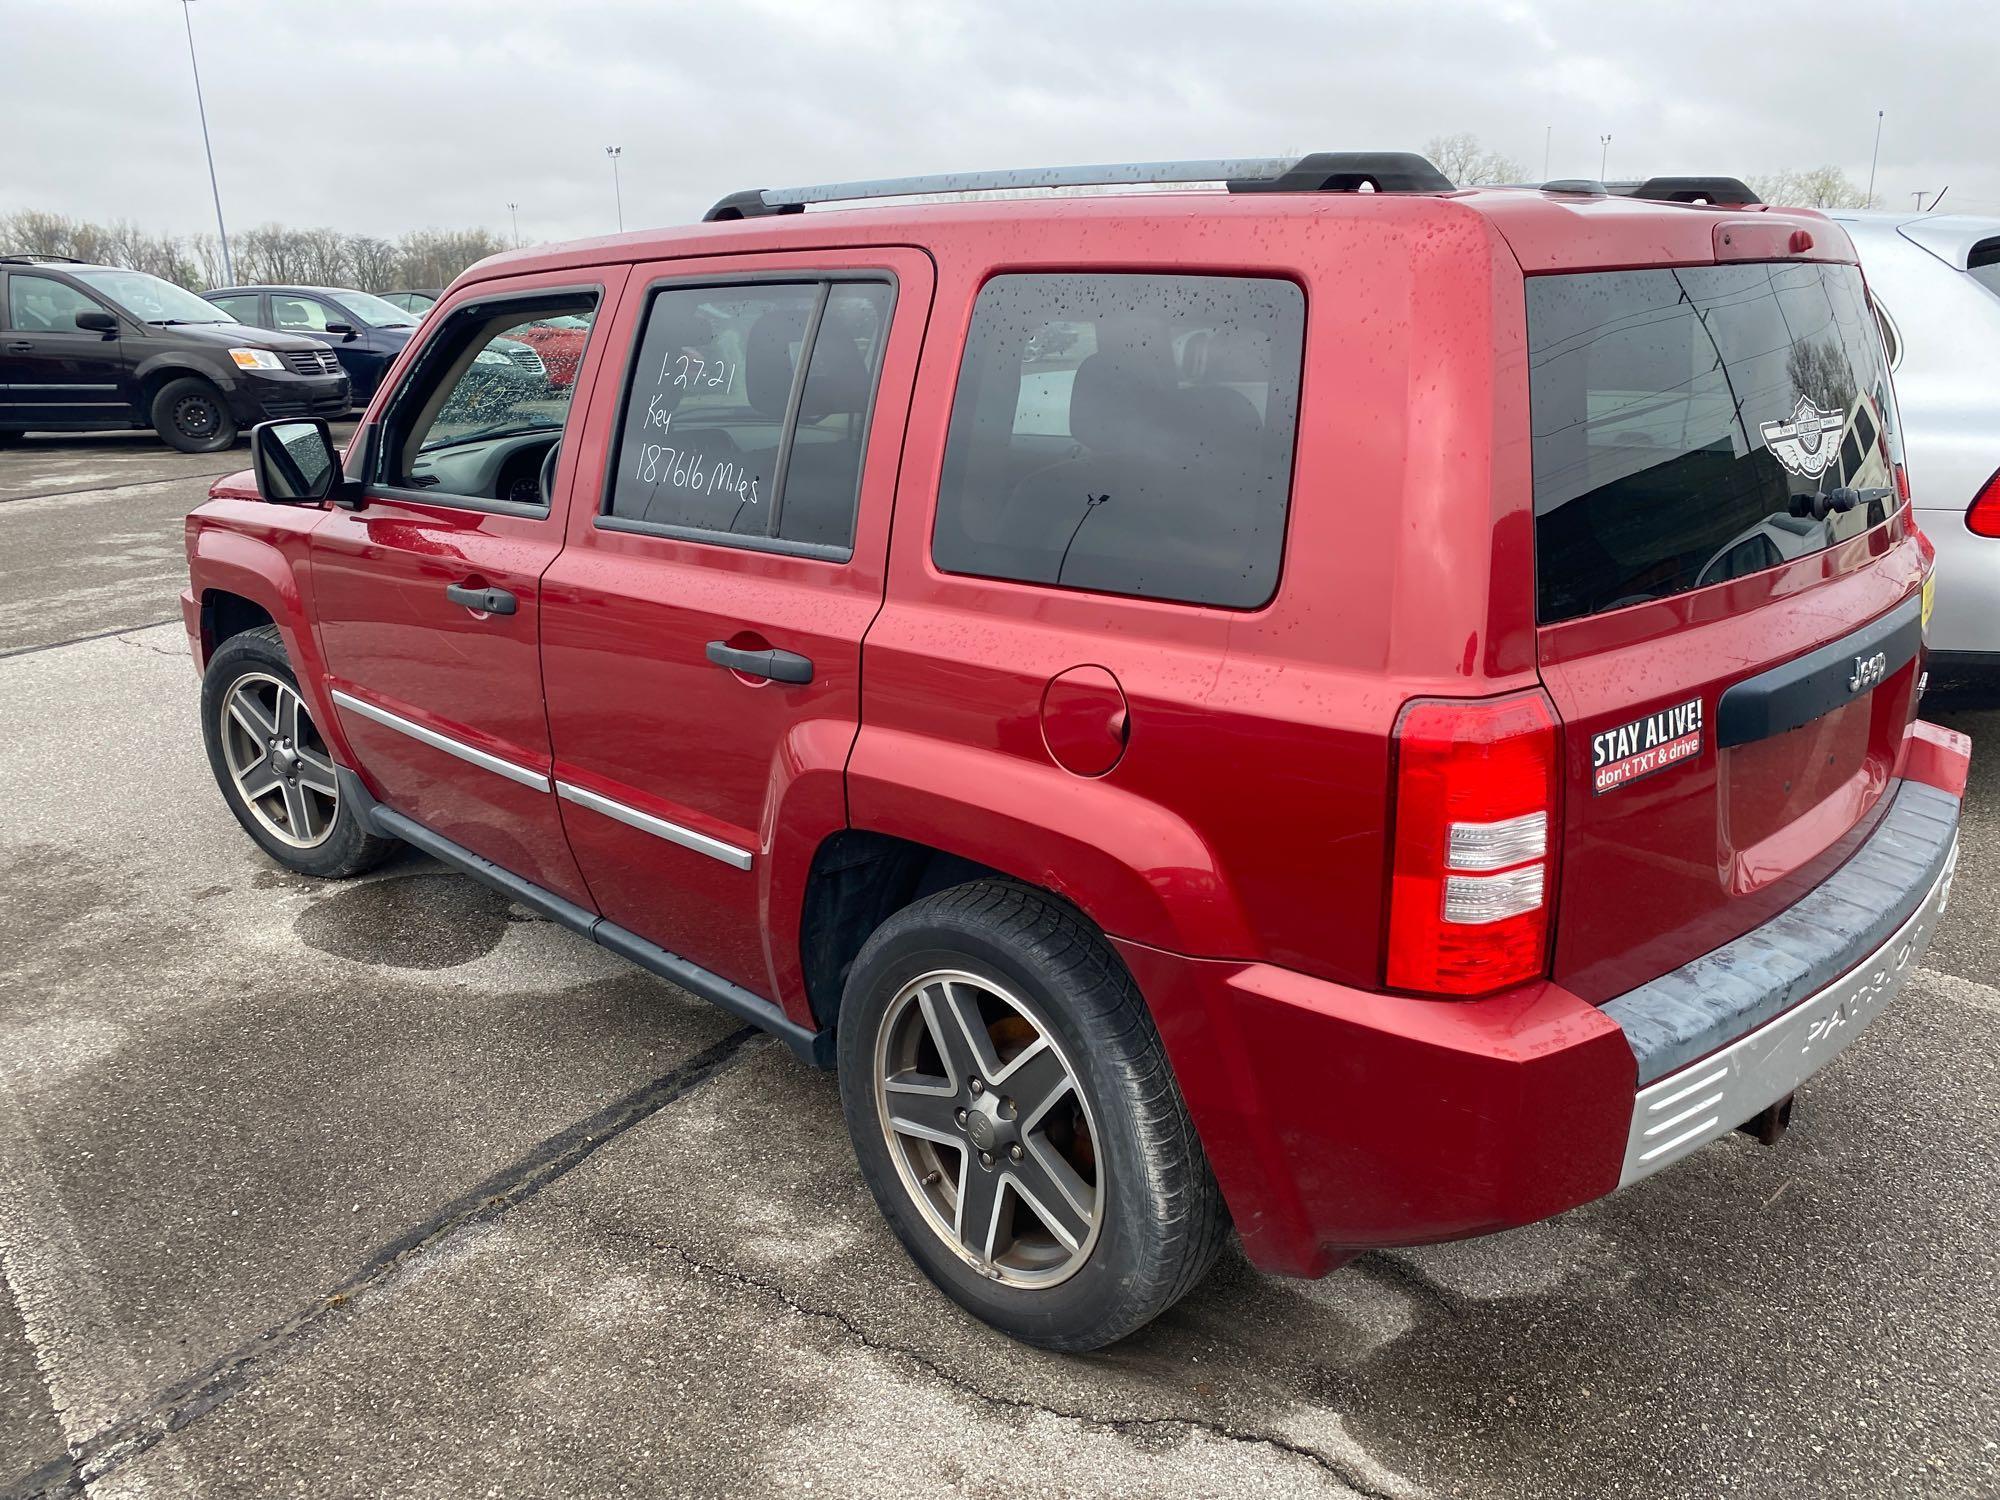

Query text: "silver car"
[1830, 210, 2000, 673]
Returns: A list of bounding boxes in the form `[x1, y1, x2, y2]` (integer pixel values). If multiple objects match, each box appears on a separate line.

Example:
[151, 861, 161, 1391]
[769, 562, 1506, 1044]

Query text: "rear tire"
[200, 625, 395, 879]
[837, 880, 1228, 1351]
[152, 376, 238, 454]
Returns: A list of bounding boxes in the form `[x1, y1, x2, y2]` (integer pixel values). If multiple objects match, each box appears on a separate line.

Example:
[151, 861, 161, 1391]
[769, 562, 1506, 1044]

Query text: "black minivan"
[0, 256, 349, 453]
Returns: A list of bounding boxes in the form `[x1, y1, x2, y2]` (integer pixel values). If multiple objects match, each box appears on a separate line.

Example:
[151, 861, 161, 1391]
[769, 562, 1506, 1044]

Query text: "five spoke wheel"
[218, 672, 339, 848]
[874, 969, 1102, 1286]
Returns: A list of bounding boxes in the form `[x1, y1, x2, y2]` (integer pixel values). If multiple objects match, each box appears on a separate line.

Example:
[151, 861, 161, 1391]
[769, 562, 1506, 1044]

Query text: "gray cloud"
[2, 0, 1994, 246]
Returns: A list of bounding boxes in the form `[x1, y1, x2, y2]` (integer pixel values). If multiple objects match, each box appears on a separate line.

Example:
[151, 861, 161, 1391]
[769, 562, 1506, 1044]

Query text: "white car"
[1829, 211, 2000, 676]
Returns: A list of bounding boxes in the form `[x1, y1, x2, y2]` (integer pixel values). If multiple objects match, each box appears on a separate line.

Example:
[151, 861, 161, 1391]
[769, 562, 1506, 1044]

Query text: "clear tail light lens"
[1386, 691, 1560, 997]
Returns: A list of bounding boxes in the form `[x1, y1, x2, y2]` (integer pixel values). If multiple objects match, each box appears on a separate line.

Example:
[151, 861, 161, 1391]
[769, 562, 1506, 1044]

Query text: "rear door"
[539, 248, 931, 998]
[1528, 257, 1926, 1002]
[311, 268, 625, 906]
[1, 272, 129, 426]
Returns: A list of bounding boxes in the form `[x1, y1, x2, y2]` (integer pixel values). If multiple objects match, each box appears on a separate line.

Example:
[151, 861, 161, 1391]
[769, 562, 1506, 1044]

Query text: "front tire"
[152, 375, 238, 454]
[837, 880, 1227, 1351]
[200, 625, 394, 878]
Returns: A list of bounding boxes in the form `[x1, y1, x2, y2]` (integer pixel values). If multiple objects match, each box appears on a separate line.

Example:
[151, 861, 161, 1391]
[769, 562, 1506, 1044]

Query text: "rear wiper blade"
[1788, 486, 1895, 520]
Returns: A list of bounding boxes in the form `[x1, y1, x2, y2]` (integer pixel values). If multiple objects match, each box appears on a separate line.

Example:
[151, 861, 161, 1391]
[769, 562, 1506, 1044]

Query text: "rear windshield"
[1528, 261, 1899, 624]
[1968, 237, 2000, 298]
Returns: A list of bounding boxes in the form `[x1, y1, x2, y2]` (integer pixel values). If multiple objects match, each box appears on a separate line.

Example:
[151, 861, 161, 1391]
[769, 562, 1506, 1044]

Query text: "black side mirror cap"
[74, 310, 118, 336]
[250, 418, 343, 506]
[325, 322, 359, 340]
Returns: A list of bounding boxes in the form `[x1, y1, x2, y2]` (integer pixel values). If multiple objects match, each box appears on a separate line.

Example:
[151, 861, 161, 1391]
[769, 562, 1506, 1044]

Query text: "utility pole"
[507, 201, 520, 247]
[1912, 190, 1926, 211]
[179, 0, 232, 285]
[1543, 124, 1552, 181]
[605, 147, 624, 233]
[1599, 133, 1611, 180]
[1865, 109, 1884, 208]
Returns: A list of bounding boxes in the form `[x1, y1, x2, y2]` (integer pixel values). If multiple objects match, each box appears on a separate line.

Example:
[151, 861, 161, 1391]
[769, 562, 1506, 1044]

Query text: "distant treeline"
[0, 210, 512, 292]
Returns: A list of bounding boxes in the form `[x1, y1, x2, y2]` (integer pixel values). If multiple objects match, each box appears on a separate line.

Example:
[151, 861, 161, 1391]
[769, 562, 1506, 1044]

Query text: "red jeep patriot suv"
[182, 153, 1970, 1350]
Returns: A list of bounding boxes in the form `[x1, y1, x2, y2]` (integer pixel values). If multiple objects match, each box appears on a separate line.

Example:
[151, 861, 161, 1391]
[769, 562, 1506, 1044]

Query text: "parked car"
[1824, 211, 2000, 677]
[180, 152, 1969, 1351]
[508, 314, 591, 387]
[202, 285, 423, 406]
[379, 290, 440, 315]
[0, 256, 347, 451]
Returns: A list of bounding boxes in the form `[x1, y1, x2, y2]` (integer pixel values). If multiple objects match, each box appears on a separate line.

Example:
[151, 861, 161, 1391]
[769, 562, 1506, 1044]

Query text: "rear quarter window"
[1528, 261, 1900, 624]
[931, 272, 1305, 609]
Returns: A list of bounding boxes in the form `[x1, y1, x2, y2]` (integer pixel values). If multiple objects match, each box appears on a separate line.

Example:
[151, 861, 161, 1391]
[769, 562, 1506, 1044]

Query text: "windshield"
[332, 288, 421, 328]
[71, 268, 234, 324]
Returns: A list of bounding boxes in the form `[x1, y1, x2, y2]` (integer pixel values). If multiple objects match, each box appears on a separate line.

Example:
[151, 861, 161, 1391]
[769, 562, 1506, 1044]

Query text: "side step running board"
[338, 768, 830, 1067]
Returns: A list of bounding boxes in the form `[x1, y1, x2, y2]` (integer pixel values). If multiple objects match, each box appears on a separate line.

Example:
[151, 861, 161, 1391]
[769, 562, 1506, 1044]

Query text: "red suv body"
[181, 155, 1969, 1347]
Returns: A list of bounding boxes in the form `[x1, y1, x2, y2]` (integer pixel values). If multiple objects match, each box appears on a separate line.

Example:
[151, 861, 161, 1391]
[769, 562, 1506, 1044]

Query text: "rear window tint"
[932, 273, 1304, 609]
[1528, 262, 1900, 624]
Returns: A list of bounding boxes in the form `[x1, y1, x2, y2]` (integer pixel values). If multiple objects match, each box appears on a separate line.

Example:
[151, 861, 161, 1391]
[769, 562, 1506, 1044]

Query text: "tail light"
[1968, 466, 2000, 538]
[1386, 691, 1559, 997]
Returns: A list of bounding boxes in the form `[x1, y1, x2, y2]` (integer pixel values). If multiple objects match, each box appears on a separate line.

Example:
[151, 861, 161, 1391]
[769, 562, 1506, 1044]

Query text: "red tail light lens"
[1387, 691, 1559, 997]
[1968, 467, 2000, 538]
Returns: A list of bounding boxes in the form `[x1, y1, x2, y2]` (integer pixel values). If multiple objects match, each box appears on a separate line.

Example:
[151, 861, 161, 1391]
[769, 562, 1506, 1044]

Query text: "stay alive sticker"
[1592, 697, 1704, 795]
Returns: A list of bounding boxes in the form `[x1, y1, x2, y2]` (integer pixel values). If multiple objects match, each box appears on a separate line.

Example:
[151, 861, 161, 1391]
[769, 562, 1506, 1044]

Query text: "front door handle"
[706, 640, 813, 684]
[445, 583, 517, 616]
[4, 342, 31, 355]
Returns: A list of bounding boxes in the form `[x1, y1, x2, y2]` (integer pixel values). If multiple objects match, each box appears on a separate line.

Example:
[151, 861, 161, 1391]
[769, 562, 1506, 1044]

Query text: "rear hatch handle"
[1715, 593, 1921, 748]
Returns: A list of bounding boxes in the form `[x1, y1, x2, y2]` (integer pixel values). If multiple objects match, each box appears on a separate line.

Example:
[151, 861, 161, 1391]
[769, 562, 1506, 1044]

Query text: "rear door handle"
[705, 640, 813, 684]
[4, 342, 31, 355]
[445, 583, 517, 616]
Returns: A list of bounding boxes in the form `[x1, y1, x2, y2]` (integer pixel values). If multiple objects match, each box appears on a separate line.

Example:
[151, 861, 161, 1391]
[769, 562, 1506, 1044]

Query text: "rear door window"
[1528, 261, 1900, 623]
[603, 278, 893, 555]
[932, 273, 1305, 609]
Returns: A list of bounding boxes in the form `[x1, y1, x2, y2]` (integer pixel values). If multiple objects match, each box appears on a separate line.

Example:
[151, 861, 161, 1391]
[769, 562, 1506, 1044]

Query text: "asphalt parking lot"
[1, 433, 1996, 1500]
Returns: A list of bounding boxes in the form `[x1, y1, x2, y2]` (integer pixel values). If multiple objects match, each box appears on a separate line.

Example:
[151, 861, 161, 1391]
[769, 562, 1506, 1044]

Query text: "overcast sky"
[3, 0, 1995, 246]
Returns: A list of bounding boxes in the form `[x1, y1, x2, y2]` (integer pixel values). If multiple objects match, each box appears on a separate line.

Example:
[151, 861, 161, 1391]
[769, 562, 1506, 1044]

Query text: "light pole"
[1866, 109, 1884, 208]
[507, 201, 520, 246]
[179, 0, 232, 285]
[1543, 124, 1552, 181]
[605, 147, 624, 233]
[1599, 134, 1611, 181]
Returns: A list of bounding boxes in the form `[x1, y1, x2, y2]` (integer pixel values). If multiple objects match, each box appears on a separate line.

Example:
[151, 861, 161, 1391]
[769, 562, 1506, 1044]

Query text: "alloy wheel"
[218, 672, 339, 848]
[873, 969, 1103, 1287]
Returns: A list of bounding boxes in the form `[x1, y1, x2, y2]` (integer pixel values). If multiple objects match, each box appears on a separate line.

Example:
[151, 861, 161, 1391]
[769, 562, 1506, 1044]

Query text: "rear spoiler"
[1519, 177, 1762, 207]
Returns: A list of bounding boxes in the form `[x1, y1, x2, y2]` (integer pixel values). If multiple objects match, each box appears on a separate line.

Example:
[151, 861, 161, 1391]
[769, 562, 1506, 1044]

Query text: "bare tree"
[346, 235, 400, 292]
[1749, 167, 1868, 209]
[2, 208, 510, 292]
[1425, 132, 1526, 187]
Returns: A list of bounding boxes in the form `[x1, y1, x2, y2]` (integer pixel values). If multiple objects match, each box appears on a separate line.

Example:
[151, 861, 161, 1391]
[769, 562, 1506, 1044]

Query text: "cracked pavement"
[2, 434, 1997, 1498]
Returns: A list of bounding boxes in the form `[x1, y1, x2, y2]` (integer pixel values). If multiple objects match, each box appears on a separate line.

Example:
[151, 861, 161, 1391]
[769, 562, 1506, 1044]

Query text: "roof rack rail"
[1606, 176, 1761, 206]
[702, 151, 1455, 221]
[0, 252, 87, 264]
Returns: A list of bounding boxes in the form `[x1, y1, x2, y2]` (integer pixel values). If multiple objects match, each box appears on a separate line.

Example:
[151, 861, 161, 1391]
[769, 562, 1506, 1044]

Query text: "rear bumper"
[1126, 723, 1969, 1279]
[1917, 509, 1999, 657]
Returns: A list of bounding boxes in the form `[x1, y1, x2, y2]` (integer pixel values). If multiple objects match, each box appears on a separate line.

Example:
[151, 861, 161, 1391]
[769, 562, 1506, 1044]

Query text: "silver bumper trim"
[1619, 834, 1958, 1187]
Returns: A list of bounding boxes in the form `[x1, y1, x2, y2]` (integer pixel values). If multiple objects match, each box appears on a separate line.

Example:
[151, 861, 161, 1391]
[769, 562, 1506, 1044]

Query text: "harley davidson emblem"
[1760, 396, 1847, 480]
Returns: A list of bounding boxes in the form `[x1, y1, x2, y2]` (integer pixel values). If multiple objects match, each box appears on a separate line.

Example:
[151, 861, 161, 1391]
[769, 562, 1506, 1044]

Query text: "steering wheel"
[539, 439, 562, 507]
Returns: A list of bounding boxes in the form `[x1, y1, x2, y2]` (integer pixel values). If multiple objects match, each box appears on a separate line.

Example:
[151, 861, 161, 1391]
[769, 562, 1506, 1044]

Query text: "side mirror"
[251, 419, 342, 505]
[325, 322, 359, 340]
[74, 310, 118, 337]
